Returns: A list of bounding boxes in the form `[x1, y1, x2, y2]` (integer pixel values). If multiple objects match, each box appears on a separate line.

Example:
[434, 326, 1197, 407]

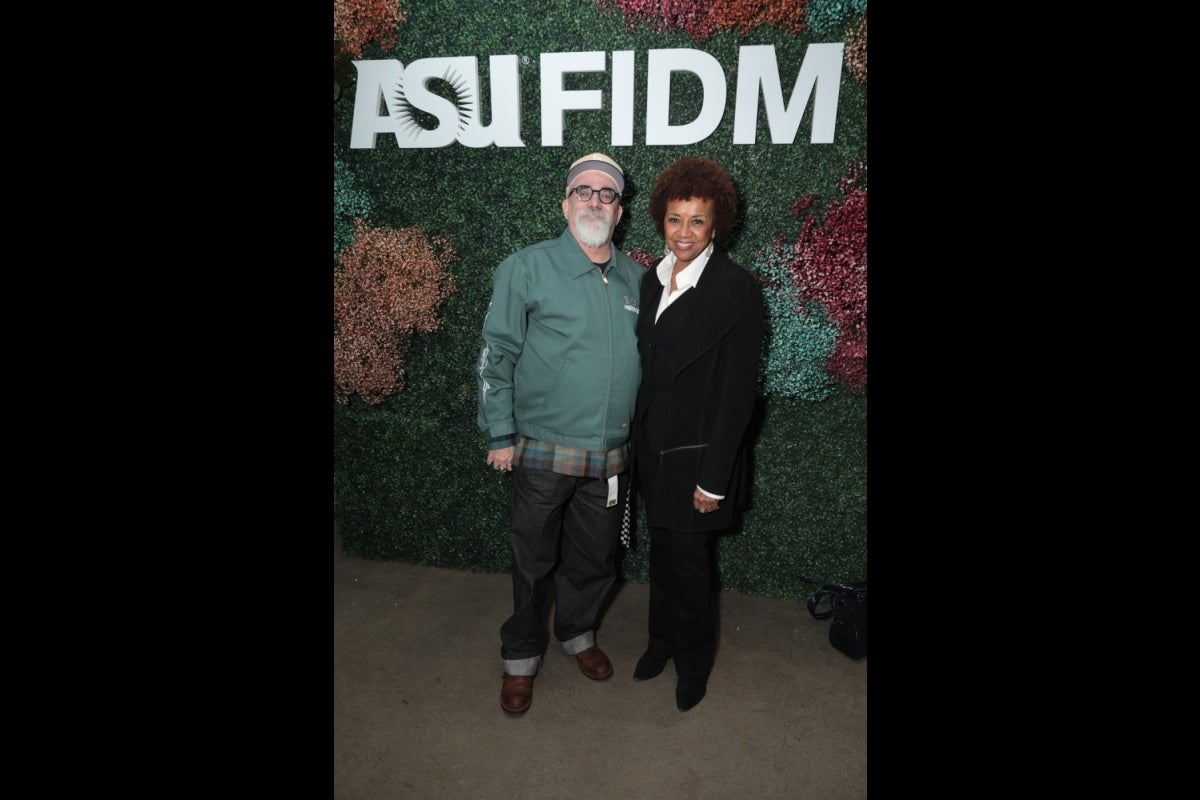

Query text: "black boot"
[675, 676, 708, 711]
[633, 651, 668, 681]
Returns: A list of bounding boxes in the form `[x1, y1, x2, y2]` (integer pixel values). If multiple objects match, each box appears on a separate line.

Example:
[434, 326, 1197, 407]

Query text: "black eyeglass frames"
[568, 185, 620, 204]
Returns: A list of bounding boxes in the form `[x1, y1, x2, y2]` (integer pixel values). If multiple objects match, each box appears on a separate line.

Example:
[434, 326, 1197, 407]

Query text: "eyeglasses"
[568, 185, 620, 204]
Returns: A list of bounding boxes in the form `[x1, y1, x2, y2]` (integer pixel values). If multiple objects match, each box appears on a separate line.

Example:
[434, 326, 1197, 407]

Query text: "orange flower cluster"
[334, 0, 405, 62]
[843, 15, 867, 84]
[709, 0, 808, 37]
[334, 219, 458, 405]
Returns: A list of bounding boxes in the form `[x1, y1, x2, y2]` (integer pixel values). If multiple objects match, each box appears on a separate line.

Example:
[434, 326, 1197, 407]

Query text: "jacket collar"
[559, 227, 613, 279]
[673, 249, 743, 367]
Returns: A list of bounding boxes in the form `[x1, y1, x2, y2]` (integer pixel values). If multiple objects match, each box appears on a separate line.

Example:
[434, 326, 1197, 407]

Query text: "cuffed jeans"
[500, 465, 626, 676]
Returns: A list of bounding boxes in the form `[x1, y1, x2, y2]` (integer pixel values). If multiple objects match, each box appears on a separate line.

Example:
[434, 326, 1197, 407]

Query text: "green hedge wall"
[333, 0, 867, 601]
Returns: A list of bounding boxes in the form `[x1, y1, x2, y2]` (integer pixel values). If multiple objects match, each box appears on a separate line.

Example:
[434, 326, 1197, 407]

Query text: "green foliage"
[332, 0, 868, 599]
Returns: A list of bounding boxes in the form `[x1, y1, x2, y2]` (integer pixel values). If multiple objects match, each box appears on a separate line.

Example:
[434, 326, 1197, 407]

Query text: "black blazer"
[633, 248, 766, 532]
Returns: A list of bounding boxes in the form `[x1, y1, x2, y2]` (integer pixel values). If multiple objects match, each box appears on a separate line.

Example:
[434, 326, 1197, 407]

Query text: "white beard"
[574, 209, 612, 249]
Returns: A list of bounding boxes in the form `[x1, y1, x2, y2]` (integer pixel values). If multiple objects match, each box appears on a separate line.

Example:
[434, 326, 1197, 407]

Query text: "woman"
[632, 156, 766, 711]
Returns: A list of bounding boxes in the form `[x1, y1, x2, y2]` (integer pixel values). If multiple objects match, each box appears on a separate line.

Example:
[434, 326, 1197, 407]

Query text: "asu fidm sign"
[349, 44, 845, 149]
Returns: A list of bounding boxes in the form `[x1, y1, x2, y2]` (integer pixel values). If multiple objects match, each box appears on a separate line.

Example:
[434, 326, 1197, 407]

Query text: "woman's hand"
[694, 488, 719, 514]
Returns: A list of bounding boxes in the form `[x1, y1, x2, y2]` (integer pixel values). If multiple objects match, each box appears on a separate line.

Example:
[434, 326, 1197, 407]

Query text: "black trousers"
[646, 526, 717, 679]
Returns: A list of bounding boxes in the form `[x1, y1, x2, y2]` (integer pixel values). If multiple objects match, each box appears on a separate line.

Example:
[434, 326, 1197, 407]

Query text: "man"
[476, 153, 642, 715]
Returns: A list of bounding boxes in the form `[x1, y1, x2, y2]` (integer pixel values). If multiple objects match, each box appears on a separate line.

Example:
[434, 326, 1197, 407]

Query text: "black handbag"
[806, 581, 867, 660]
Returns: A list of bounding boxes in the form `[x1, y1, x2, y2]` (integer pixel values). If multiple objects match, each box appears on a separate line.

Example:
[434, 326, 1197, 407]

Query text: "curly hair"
[647, 157, 738, 242]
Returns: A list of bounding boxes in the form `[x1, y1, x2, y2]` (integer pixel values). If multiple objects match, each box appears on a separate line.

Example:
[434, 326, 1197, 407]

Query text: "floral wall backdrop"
[333, 0, 868, 600]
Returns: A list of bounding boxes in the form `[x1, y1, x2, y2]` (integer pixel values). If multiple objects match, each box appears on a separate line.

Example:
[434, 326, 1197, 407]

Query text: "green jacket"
[477, 228, 642, 453]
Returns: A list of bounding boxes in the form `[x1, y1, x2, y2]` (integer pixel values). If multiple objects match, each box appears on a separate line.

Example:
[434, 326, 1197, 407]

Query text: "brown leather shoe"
[576, 646, 613, 680]
[500, 674, 532, 714]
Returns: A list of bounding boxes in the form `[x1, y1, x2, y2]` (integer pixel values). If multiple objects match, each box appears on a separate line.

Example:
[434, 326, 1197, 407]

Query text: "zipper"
[656, 443, 708, 462]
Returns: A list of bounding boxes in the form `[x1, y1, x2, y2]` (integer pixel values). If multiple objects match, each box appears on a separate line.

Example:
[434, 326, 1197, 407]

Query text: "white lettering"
[540, 51, 607, 147]
[350, 59, 403, 149]
[349, 44, 844, 149]
[611, 50, 636, 147]
[350, 56, 524, 149]
[733, 44, 844, 145]
[645, 49, 726, 145]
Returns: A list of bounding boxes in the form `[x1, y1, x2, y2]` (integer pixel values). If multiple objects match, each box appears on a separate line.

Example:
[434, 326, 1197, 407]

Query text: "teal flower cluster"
[805, 0, 868, 37]
[335, 156, 374, 257]
[750, 239, 839, 401]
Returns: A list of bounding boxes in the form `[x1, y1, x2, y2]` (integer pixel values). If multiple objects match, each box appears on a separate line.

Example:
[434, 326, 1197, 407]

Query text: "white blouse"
[653, 242, 714, 323]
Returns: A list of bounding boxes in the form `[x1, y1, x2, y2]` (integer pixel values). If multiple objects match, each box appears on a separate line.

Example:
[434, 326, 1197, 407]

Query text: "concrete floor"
[333, 530, 867, 799]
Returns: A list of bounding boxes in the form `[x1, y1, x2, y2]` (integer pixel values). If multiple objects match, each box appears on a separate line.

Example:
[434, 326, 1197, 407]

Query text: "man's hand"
[488, 445, 515, 472]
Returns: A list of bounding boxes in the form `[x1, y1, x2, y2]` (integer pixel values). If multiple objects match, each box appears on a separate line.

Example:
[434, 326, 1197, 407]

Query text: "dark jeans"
[500, 465, 626, 673]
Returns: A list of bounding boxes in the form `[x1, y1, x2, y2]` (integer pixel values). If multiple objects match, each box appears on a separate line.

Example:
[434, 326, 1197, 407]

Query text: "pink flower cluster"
[623, 246, 661, 271]
[789, 161, 867, 393]
[334, 219, 458, 405]
[597, 0, 713, 40]
[334, 0, 405, 62]
[597, 0, 807, 42]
